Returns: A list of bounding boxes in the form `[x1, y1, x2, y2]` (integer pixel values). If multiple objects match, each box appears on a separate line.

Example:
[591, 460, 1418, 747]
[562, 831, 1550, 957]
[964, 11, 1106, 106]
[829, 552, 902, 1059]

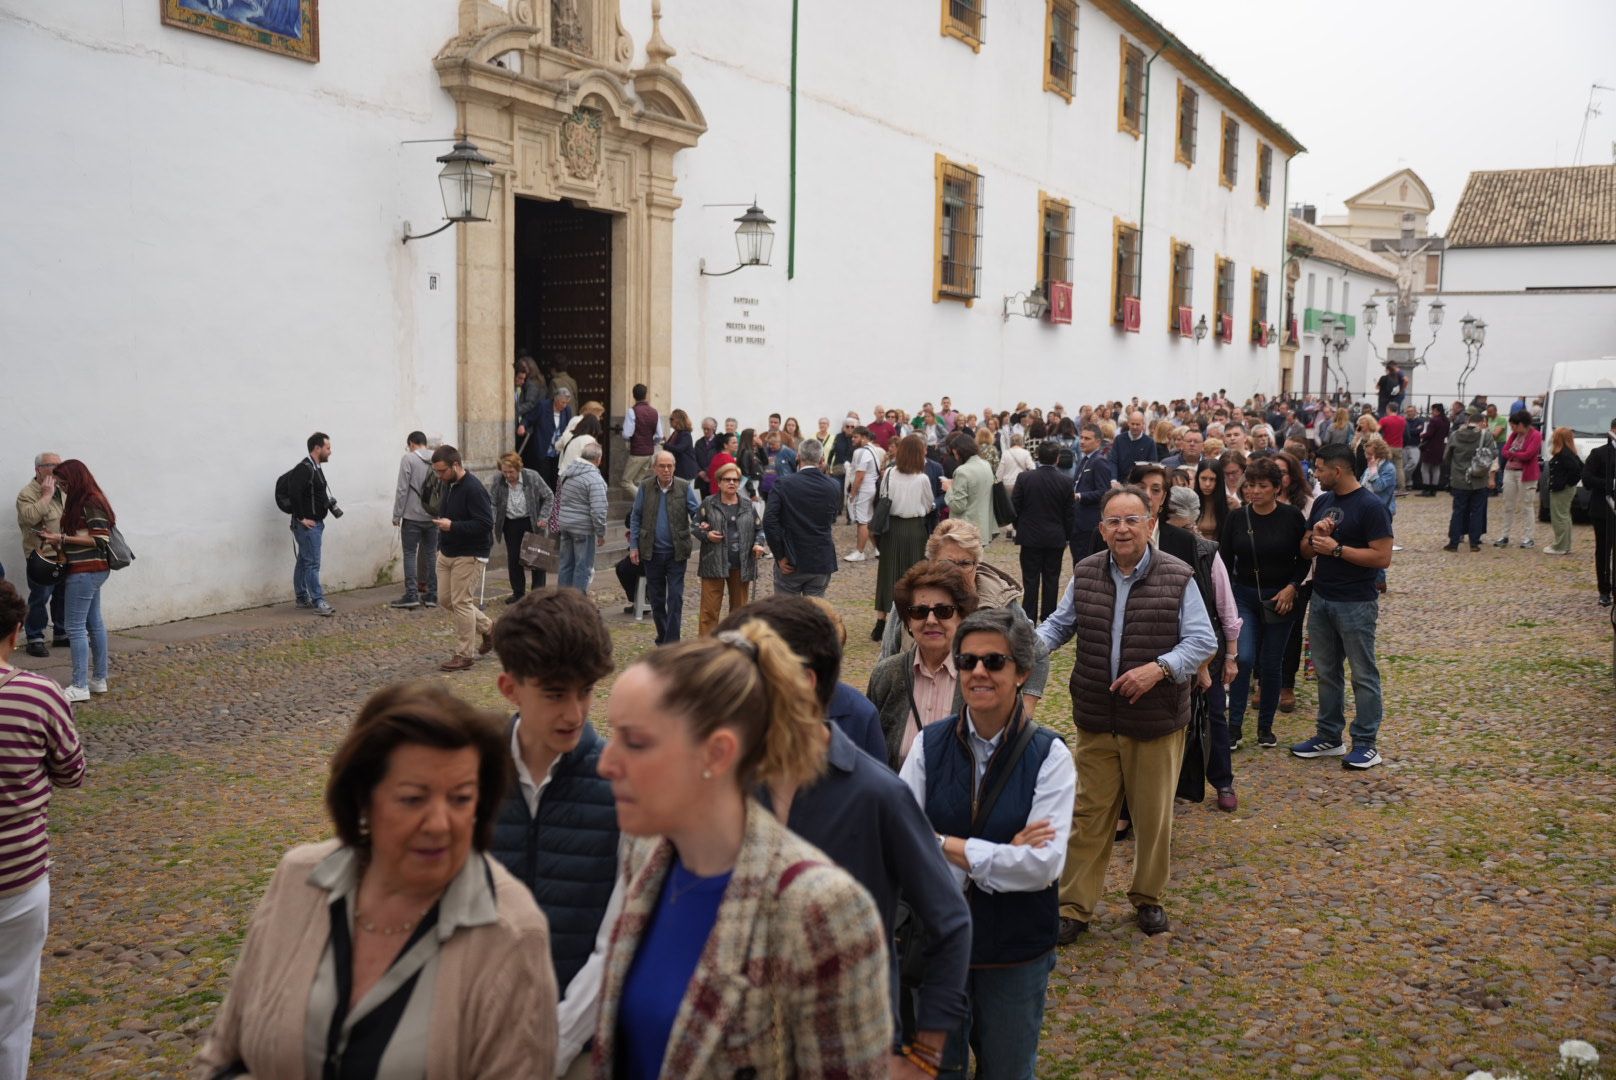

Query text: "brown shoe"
[478, 630, 494, 655]
[1278, 688, 1296, 713]
[439, 655, 474, 672]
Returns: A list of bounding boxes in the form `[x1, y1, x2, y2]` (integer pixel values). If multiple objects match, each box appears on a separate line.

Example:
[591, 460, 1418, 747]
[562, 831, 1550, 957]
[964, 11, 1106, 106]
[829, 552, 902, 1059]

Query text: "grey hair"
[796, 438, 824, 465]
[653, 449, 675, 464]
[926, 518, 984, 561]
[581, 442, 603, 462]
[1166, 485, 1200, 523]
[953, 607, 1037, 675]
[34, 452, 60, 468]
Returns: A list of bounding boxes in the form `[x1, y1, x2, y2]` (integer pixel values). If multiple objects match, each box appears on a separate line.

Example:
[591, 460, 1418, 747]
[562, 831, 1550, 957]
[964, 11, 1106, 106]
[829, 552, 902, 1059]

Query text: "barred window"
[1170, 240, 1195, 331]
[936, 157, 983, 302]
[942, 0, 985, 50]
[1118, 40, 1145, 135]
[1215, 256, 1236, 333]
[1045, 0, 1077, 99]
[1113, 220, 1141, 322]
[1176, 82, 1197, 166]
[1220, 115, 1239, 189]
[1251, 269, 1270, 339]
[1257, 143, 1274, 206]
[1040, 194, 1073, 291]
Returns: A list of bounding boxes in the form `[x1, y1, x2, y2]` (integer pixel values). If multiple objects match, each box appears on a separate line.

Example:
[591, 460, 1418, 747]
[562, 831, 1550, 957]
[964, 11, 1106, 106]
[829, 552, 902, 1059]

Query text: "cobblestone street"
[20, 495, 1616, 1079]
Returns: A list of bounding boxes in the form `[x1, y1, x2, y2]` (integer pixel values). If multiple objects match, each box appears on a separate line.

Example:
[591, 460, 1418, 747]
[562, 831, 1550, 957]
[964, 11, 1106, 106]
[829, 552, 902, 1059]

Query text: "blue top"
[827, 682, 889, 763]
[616, 862, 732, 1080]
[1308, 487, 1394, 603]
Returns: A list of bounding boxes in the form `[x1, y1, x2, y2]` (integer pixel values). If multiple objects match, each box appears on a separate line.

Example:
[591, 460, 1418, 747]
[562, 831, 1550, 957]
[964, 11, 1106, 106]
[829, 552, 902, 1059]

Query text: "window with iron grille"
[1175, 82, 1197, 166]
[1219, 115, 1239, 189]
[942, 0, 985, 49]
[1039, 194, 1073, 291]
[1113, 220, 1141, 322]
[1215, 256, 1235, 328]
[1170, 240, 1195, 331]
[1045, 0, 1077, 99]
[1251, 269, 1270, 339]
[1257, 143, 1273, 206]
[1118, 40, 1145, 135]
[935, 157, 983, 302]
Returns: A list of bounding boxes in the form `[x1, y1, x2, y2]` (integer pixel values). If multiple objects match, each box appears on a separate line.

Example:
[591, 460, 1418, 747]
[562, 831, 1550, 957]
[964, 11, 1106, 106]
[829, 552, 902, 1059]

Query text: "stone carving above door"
[559, 107, 602, 180]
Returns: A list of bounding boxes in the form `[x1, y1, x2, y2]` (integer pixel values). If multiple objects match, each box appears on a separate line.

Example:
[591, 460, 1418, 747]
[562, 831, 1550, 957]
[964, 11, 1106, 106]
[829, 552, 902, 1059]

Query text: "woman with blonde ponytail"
[591, 622, 893, 1079]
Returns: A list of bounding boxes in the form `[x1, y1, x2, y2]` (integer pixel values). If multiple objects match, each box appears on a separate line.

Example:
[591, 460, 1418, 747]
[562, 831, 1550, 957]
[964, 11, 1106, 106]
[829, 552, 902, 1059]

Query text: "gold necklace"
[354, 904, 431, 936]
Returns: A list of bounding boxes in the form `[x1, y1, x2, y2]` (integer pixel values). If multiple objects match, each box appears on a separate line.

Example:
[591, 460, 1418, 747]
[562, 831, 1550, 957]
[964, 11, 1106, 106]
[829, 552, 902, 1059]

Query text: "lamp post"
[402, 139, 496, 243]
[1319, 314, 1350, 402]
[1457, 313, 1487, 403]
[699, 202, 776, 276]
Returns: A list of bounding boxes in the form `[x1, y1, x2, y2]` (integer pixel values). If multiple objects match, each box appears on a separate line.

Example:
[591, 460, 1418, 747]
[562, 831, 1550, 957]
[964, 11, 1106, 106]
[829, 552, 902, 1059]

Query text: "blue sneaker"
[1290, 735, 1345, 759]
[1342, 745, 1382, 770]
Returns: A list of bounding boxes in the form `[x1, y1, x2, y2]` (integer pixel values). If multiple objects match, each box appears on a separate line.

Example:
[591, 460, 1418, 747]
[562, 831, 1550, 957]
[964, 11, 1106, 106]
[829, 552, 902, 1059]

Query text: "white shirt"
[510, 719, 628, 1076]
[884, 469, 935, 518]
[620, 411, 664, 442]
[897, 713, 1077, 895]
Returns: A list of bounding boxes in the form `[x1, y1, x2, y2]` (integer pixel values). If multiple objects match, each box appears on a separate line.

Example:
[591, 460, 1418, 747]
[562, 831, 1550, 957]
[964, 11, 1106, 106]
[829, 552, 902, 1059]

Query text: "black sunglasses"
[905, 603, 957, 622]
[956, 652, 1012, 672]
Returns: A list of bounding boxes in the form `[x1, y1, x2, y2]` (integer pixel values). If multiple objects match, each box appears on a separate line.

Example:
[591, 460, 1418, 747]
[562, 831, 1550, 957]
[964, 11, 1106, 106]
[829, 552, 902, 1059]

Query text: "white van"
[1540, 358, 1616, 520]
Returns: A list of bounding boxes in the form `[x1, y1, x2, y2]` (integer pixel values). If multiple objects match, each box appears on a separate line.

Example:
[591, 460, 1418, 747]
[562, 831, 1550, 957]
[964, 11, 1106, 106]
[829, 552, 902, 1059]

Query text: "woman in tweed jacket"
[591, 623, 892, 1079]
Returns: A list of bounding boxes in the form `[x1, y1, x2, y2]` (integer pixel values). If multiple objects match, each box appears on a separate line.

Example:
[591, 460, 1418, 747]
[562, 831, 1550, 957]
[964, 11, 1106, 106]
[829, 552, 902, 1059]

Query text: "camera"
[328, 502, 344, 519]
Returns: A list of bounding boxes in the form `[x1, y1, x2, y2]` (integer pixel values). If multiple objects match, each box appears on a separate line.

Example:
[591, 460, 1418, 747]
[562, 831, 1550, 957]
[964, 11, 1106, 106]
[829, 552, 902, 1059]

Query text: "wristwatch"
[1333, 541, 1345, 558]
[1155, 658, 1173, 682]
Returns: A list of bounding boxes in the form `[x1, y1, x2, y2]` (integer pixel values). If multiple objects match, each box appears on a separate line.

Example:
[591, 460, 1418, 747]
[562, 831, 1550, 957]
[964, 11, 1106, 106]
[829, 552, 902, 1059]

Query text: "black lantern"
[733, 203, 776, 267]
[403, 138, 496, 244]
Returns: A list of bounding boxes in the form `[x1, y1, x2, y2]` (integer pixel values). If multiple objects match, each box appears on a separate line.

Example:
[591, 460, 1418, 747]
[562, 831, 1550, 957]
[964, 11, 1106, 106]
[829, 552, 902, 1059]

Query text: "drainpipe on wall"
[1137, 41, 1166, 241]
[788, 0, 799, 280]
[1278, 153, 1291, 395]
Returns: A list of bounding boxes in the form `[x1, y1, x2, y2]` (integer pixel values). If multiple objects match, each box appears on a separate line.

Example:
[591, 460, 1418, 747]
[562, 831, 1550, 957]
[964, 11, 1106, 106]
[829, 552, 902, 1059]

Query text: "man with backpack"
[389, 431, 442, 610]
[276, 433, 337, 616]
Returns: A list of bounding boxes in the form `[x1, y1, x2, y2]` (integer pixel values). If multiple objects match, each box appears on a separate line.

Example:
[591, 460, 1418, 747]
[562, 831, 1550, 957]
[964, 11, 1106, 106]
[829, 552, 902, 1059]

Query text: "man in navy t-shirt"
[1291, 443, 1395, 769]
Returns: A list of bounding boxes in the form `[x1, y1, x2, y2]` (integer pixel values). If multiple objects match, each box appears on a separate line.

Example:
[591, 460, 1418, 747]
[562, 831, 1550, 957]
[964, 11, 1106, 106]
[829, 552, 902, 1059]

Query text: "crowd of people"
[1, 374, 1606, 1079]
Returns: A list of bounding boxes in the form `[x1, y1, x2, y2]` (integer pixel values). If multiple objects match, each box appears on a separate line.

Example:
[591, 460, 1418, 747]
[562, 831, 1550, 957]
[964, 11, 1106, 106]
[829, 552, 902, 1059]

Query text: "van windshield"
[1552, 389, 1616, 438]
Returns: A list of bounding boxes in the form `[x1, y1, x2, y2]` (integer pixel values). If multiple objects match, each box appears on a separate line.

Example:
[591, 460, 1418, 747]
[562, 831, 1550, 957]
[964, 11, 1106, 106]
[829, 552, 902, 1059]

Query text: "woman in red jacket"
[1495, 409, 1543, 549]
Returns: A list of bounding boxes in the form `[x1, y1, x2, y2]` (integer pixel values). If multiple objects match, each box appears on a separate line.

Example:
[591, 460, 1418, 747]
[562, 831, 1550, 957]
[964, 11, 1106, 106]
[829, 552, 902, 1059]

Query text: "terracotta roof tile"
[1447, 165, 1616, 248]
[1287, 217, 1397, 280]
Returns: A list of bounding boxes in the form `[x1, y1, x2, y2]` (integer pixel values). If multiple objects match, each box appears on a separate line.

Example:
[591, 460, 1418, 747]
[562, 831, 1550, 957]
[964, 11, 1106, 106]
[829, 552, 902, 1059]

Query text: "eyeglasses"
[956, 652, 1012, 672]
[905, 603, 958, 622]
[719, 476, 740, 483]
[1100, 514, 1151, 528]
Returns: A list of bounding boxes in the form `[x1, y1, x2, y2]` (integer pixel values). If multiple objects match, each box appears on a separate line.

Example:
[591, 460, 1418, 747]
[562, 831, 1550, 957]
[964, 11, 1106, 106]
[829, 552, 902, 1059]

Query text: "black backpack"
[418, 472, 446, 517]
[274, 463, 302, 515]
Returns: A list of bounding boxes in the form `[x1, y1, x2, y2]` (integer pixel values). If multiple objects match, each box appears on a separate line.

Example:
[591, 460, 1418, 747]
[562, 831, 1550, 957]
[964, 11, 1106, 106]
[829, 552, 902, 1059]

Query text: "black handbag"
[991, 479, 1016, 526]
[1247, 507, 1292, 625]
[869, 468, 893, 537]
[26, 549, 65, 588]
[1175, 691, 1211, 803]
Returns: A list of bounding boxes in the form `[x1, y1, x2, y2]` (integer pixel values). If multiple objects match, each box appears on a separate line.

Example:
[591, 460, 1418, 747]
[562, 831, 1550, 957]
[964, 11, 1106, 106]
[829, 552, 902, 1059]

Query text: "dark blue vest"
[921, 714, 1061, 966]
[489, 721, 619, 994]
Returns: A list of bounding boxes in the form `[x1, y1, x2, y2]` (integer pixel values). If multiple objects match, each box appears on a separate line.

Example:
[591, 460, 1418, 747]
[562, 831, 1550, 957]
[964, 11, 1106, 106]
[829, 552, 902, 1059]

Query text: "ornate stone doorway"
[435, 0, 705, 468]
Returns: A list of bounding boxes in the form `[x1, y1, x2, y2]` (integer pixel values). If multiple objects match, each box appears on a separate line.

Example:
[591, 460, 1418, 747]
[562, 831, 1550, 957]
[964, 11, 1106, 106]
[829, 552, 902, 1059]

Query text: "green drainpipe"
[788, 0, 798, 280]
[1137, 42, 1165, 239]
[1278, 153, 1291, 394]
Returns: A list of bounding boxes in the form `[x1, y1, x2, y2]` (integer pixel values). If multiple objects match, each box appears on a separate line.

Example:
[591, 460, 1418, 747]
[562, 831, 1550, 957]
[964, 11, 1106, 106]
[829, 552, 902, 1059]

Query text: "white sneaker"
[843, 550, 866, 562]
[1391, 544, 1404, 552]
[64, 684, 91, 703]
[89, 678, 109, 694]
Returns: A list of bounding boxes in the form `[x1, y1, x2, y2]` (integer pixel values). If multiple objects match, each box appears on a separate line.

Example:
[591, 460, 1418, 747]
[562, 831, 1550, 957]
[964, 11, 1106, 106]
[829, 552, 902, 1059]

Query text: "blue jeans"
[65, 570, 109, 688]
[558, 531, 597, 591]
[940, 952, 1055, 1080]
[1448, 488, 1487, 546]
[292, 521, 325, 604]
[25, 577, 66, 643]
[643, 550, 687, 644]
[1309, 595, 1383, 748]
[772, 564, 830, 597]
[1229, 583, 1297, 739]
[399, 519, 438, 600]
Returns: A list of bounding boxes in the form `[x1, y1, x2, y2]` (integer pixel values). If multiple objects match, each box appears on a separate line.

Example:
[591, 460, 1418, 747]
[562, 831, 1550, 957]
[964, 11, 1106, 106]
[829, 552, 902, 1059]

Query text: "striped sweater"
[64, 503, 112, 574]
[0, 667, 86, 898]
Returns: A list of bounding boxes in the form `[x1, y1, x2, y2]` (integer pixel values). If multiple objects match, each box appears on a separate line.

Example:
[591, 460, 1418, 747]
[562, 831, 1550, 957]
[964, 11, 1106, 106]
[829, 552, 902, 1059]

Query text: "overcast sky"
[1140, 0, 1616, 232]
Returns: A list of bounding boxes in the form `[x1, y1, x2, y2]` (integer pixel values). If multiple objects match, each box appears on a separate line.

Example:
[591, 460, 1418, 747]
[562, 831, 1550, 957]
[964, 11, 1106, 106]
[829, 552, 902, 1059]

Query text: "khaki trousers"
[1059, 726, 1187, 921]
[698, 570, 750, 637]
[622, 453, 653, 498]
[437, 554, 492, 659]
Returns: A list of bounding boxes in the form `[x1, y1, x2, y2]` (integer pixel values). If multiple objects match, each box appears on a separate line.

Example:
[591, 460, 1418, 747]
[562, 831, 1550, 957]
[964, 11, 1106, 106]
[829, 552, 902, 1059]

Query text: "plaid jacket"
[590, 801, 892, 1079]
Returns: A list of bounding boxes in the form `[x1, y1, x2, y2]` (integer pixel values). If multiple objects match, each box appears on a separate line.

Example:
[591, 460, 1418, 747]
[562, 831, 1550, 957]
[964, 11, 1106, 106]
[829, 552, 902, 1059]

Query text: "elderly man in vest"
[628, 450, 700, 645]
[1035, 484, 1216, 940]
[620, 382, 661, 498]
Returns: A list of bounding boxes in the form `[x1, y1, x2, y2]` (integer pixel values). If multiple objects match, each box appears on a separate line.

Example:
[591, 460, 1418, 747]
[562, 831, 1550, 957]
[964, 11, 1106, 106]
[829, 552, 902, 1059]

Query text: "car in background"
[1540, 358, 1616, 523]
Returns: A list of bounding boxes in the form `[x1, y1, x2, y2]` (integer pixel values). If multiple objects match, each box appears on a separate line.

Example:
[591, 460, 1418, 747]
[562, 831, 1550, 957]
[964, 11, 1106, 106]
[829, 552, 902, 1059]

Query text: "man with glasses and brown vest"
[1035, 484, 1216, 941]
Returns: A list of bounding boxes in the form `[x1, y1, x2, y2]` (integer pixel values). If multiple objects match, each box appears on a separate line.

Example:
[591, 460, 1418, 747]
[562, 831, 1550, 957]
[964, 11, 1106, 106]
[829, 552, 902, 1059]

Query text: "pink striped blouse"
[0, 668, 85, 898]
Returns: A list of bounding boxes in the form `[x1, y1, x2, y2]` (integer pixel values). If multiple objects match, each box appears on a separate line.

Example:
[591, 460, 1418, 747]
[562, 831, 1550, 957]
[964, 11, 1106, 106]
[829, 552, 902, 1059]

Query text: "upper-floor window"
[1251, 269, 1270, 340]
[1256, 142, 1273, 206]
[1113, 219, 1141, 322]
[1045, 0, 1077, 99]
[935, 156, 983, 302]
[1170, 240, 1195, 331]
[1118, 40, 1145, 136]
[1175, 82, 1198, 166]
[1215, 256, 1236, 338]
[942, 0, 985, 50]
[1220, 114, 1239, 189]
[1425, 253, 1442, 289]
[1040, 193, 1073, 291]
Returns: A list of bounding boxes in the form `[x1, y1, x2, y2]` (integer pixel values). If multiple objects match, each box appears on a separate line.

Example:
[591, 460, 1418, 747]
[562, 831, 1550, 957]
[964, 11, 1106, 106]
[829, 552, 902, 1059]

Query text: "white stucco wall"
[1442, 245, 1616, 292]
[658, 0, 1292, 426]
[1292, 256, 1395, 401]
[0, 1, 460, 628]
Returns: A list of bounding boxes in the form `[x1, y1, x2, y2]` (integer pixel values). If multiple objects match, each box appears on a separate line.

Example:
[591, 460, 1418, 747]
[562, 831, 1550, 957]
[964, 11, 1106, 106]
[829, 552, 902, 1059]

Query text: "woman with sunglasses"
[694, 462, 767, 636]
[897, 606, 1075, 1079]
[866, 562, 979, 769]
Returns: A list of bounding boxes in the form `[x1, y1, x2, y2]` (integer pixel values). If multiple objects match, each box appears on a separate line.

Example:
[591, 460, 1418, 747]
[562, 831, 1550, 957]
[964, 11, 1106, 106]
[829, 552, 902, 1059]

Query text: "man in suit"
[1580, 418, 1616, 607]
[522, 385, 573, 490]
[1070, 422, 1114, 566]
[1011, 441, 1074, 622]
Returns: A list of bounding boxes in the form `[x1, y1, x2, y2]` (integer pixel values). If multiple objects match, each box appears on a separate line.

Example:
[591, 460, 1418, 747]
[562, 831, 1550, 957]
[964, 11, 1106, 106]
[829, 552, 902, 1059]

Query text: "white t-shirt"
[850, 446, 882, 502]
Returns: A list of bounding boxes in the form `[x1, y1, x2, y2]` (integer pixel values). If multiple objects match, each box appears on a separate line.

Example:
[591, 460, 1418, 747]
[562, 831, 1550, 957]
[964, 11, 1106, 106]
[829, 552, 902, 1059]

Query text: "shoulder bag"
[26, 547, 66, 588]
[1246, 507, 1289, 625]
[991, 476, 1016, 527]
[519, 477, 562, 572]
[101, 525, 135, 571]
[869, 467, 893, 537]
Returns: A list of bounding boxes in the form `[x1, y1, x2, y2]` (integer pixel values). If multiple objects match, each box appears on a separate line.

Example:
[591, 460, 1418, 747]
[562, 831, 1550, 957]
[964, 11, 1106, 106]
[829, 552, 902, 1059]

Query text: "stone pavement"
[17, 496, 1616, 1078]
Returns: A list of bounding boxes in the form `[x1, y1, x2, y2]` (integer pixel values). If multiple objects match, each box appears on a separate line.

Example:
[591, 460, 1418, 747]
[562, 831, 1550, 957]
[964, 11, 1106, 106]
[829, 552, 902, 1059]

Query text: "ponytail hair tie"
[714, 630, 759, 660]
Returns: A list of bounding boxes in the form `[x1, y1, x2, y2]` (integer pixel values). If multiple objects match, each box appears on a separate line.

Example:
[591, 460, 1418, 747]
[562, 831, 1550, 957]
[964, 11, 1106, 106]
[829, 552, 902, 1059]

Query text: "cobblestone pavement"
[20, 496, 1616, 1078]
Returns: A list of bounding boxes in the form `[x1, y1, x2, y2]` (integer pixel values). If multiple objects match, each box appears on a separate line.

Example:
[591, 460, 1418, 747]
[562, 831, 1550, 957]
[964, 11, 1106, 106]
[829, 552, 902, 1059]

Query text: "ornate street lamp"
[1193, 314, 1209, 343]
[701, 202, 777, 276]
[1457, 314, 1488, 402]
[1002, 287, 1050, 321]
[402, 139, 496, 244]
